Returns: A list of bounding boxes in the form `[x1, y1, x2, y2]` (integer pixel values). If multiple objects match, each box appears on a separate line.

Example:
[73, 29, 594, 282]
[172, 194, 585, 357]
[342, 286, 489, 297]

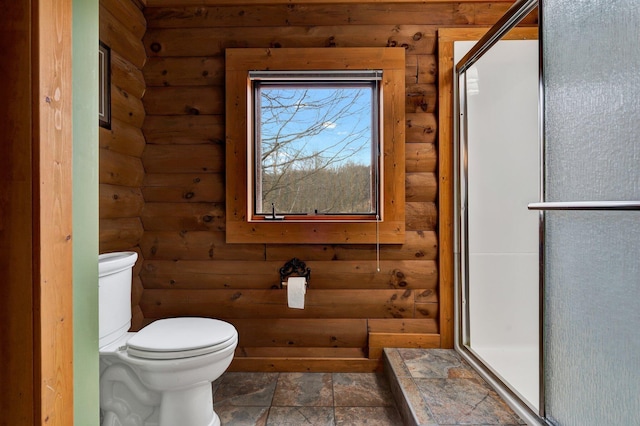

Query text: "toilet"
[98, 251, 237, 426]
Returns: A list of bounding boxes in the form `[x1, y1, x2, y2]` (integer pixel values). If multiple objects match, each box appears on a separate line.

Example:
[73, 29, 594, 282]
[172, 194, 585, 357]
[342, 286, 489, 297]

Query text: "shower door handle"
[528, 201, 640, 211]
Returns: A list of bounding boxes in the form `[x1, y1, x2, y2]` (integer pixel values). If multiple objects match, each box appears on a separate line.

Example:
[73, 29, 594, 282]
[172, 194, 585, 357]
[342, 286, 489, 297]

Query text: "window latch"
[265, 203, 285, 220]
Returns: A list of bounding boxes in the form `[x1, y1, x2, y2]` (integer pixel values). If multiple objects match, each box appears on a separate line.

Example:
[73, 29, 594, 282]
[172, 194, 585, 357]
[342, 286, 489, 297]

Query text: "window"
[251, 71, 381, 218]
[226, 47, 405, 244]
[99, 42, 111, 129]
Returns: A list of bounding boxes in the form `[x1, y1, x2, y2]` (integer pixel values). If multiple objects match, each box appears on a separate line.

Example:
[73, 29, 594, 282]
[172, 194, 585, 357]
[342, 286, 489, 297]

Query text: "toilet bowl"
[98, 252, 237, 426]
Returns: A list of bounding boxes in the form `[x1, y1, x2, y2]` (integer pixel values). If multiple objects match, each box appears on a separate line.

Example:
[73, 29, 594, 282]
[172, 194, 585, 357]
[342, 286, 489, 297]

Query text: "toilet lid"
[127, 317, 237, 360]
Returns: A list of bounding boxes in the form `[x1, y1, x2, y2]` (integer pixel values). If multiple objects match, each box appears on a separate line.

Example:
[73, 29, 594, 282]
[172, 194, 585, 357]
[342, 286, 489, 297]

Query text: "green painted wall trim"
[73, 0, 100, 423]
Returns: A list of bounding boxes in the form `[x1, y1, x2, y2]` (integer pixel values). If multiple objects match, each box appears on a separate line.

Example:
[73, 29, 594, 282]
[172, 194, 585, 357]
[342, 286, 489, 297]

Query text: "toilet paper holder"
[279, 258, 311, 289]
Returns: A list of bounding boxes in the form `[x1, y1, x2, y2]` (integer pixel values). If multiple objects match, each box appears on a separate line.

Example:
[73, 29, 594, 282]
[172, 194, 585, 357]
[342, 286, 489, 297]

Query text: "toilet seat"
[126, 317, 237, 360]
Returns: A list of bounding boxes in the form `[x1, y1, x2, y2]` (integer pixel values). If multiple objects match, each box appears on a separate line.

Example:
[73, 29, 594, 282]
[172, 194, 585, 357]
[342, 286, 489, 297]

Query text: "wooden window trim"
[226, 47, 405, 244]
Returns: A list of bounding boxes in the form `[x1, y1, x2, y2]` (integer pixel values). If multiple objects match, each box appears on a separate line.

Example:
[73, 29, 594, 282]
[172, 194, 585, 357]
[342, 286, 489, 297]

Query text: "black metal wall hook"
[279, 258, 311, 289]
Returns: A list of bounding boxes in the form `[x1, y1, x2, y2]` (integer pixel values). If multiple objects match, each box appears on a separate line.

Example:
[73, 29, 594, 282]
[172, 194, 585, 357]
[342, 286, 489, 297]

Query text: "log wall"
[99, 0, 147, 328]
[134, 1, 535, 371]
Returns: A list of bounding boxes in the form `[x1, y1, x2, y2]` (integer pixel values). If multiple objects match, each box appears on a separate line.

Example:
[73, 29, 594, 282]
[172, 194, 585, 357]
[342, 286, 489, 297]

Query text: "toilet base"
[100, 362, 221, 426]
[159, 382, 217, 426]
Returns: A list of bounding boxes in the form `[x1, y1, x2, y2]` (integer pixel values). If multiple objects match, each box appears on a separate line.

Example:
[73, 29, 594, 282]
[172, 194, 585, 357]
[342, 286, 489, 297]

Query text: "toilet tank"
[98, 251, 138, 348]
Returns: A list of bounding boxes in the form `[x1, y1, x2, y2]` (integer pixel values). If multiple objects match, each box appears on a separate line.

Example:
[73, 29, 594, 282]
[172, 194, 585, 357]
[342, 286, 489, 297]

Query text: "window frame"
[251, 73, 381, 219]
[99, 41, 111, 129]
[225, 47, 405, 244]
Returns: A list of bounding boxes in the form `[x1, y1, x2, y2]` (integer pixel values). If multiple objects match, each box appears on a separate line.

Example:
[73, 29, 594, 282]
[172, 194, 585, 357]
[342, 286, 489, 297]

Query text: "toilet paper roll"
[287, 277, 306, 309]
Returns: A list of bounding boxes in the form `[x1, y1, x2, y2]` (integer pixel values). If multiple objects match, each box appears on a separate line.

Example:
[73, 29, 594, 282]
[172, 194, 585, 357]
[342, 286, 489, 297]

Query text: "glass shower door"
[455, 38, 541, 413]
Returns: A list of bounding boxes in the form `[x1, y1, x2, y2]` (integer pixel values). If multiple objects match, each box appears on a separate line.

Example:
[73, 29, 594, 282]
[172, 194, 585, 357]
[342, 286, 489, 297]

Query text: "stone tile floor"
[211, 349, 525, 425]
[212, 371, 402, 425]
[384, 348, 526, 426]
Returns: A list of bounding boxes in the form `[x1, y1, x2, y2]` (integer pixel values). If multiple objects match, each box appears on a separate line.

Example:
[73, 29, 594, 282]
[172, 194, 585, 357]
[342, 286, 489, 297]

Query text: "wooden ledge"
[368, 332, 441, 359]
[229, 357, 382, 372]
[146, 0, 515, 6]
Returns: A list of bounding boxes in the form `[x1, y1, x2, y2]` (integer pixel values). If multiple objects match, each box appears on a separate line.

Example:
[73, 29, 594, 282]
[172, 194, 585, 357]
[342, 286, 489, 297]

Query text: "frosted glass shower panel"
[542, 0, 640, 423]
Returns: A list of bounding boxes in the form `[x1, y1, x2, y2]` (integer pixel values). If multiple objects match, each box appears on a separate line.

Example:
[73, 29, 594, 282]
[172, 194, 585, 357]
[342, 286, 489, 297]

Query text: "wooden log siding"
[140, 260, 437, 290]
[144, 3, 524, 28]
[100, 0, 148, 330]
[99, 118, 146, 157]
[140, 289, 425, 319]
[100, 150, 145, 188]
[142, 174, 225, 203]
[139, 1, 534, 370]
[99, 218, 145, 252]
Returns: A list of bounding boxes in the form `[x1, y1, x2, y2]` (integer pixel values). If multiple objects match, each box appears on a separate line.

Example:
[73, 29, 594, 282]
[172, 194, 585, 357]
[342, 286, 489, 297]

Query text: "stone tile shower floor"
[212, 349, 525, 425]
[384, 348, 525, 426]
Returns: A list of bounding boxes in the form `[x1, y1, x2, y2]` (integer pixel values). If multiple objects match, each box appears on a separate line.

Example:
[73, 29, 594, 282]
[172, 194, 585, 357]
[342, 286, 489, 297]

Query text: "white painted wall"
[455, 40, 540, 410]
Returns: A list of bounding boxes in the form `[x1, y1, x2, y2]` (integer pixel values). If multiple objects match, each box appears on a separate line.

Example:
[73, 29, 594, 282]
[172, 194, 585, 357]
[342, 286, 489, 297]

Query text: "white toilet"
[98, 251, 237, 426]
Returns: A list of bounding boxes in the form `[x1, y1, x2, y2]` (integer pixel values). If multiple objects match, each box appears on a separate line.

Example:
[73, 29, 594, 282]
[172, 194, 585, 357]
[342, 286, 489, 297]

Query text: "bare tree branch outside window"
[255, 83, 377, 215]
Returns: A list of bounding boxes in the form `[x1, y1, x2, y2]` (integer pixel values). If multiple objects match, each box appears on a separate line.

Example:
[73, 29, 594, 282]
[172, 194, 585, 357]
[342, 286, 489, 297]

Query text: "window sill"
[226, 220, 405, 244]
[253, 215, 377, 222]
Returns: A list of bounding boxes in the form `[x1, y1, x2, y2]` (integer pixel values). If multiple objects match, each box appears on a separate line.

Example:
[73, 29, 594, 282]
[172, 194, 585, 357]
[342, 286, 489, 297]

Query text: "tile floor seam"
[409, 375, 438, 425]
[269, 372, 280, 408]
[331, 372, 337, 426]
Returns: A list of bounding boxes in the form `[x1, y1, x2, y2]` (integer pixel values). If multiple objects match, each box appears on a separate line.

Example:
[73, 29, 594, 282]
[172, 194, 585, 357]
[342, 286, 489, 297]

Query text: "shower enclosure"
[453, 0, 542, 422]
[453, 0, 640, 424]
